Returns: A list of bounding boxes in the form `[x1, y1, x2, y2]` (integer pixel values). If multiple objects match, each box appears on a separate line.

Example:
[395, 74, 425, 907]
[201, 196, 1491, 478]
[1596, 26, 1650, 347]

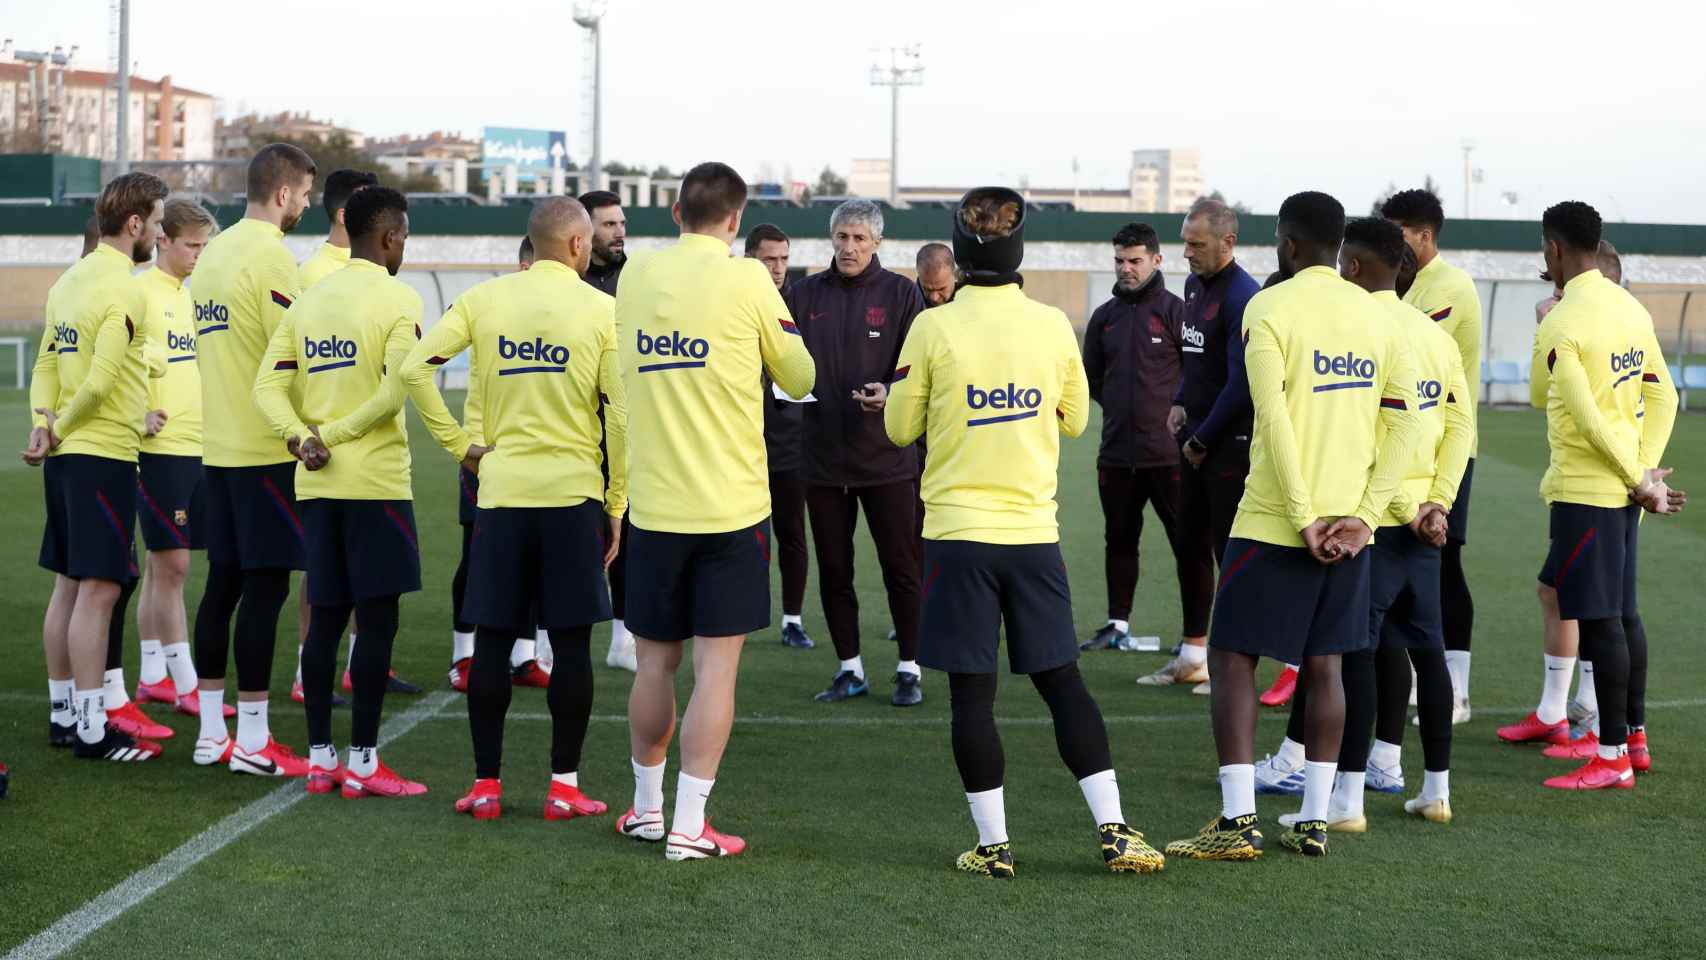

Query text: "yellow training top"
[884, 284, 1089, 544]
[615, 234, 815, 533]
[1532, 269, 1677, 507]
[191, 218, 301, 467]
[136, 266, 203, 456]
[397, 259, 627, 515]
[29, 243, 150, 462]
[298, 241, 350, 291]
[1234, 266, 1421, 546]
[253, 258, 422, 501]
[1371, 291, 1473, 526]
[1403, 253, 1483, 453]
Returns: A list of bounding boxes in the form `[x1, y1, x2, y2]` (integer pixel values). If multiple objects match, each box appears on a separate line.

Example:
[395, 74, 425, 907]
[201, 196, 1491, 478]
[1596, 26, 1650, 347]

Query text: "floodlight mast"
[869, 45, 923, 206]
[573, 2, 606, 192]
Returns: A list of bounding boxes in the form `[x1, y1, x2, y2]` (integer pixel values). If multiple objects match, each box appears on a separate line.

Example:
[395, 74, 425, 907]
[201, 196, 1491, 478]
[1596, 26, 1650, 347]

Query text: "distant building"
[0, 42, 216, 162]
[215, 111, 365, 159]
[844, 148, 1203, 213]
[370, 130, 481, 191]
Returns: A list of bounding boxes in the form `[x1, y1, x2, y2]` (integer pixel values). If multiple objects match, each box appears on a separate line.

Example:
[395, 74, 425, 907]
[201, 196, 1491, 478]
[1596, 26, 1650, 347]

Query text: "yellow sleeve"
[252, 311, 308, 442]
[1056, 318, 1090, 439]
[597, 314, 628, 519]
[1551, 321, 1642, 489]
[884, 317, 931, 448]
[29, 321, 60, 429]
[1428, 343, 1475, 509]
[1244, 313, 1316, 531]
[753, 277, 815, 400]
[398, 300, 475, 461]
[1637, 328, 1678, 471]
[1529, 316, 1559, 410]
[319, 297, 422, 447]
[54, 305, 133, 440]
[1356, 337, 1422, 530]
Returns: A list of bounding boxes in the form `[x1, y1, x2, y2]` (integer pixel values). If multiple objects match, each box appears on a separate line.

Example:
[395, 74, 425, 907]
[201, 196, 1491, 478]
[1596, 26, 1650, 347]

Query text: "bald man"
[396, 195, 628, 819]
[916, 243, 957, 307]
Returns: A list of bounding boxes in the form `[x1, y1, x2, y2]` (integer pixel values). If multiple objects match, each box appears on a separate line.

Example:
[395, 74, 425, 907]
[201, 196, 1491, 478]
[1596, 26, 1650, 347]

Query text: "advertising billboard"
[481, 127, 569, 182]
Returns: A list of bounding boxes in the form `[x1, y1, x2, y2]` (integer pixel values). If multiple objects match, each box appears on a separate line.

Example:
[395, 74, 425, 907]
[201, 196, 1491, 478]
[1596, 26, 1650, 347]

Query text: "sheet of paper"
[774, 383, 817, 402]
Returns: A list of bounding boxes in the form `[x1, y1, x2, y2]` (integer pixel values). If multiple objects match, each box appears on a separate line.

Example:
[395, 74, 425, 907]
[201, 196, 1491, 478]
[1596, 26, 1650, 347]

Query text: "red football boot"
[306, 761, 345, 795]
[1496, 712, 1570, 745]
[108, 701, 175, 740]
[229, 737, 310, 778]
[448, 658, 471, 693]
[544, 781, 608, 821]
[1259, 666, 1298, 707]
[342, 761, 427, 799]
[1543, 753, 1634, 790]
[1542, 731, 1600, 760]
[454, 778, 502, 819]
[665, 820, 748, 861]
[512, 659, 551, 689]
[135, 676, 178, 706]
[1628, 730, 1652, 773]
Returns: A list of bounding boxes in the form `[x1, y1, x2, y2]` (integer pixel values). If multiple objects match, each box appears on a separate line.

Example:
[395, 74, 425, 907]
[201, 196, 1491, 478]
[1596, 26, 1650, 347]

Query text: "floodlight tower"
[869, 45, 923, 206]
[115, 0, 130, 174]
[573, 2, 606, 192]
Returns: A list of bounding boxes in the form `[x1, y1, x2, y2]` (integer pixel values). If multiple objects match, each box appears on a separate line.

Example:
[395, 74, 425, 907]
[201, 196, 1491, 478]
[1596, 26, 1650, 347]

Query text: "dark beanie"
[952, 186, 1026, 277]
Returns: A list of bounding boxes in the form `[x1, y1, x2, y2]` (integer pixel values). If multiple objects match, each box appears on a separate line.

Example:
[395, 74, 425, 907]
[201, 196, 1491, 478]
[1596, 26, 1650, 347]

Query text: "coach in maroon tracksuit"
[786, 199, 926, 708]
[1080, 223, 1212, 655]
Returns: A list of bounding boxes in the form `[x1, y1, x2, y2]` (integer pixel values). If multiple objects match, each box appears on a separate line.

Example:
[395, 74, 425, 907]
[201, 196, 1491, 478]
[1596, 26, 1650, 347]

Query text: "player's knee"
[149, 549, 190, 586]
[1536, 580, 1558, 610]
[77, 577, 123, 606]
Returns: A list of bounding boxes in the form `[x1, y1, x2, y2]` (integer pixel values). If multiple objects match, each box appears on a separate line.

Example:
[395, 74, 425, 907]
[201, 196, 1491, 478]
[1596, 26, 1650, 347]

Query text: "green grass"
[2, 391, 1704, 959]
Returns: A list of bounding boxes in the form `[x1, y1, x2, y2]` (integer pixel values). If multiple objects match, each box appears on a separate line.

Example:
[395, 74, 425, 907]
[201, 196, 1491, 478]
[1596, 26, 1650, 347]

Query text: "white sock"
[309, 744, 337, 770]
[1218, 763, 1255, 820]
[1590, 711, 1601, 737]
[236, 699, 269, 753]
[452, 630, 475, 662]
[535, 627, 552, 665]
[1276, 737, 1306, 769]
[1576, 660, 1598, 712]
[1179, 642, 1207, 666]
[840, 656, 865, 680]
[896, 659, 921, 678]
[782, 614, 803, 628]
[1597, 742, 1626, 762]
[511, 637, 537, 668]
[1331, 771, 1365, 818]
[75, 688, 106, 744]
[139, 639, 167, 684]
[295, 643, 304, 685]
[1370, 739, 1401, 771]
[1300, 760, 1336, 822]
[102, 668, 130, 708]
[1422, 769, 1450, 802]
[347, 745, 376, 777]
[1284, 662, 1300, 673]
[346, 633, 358, 669]
[671, 772, 715, 839]
[163, 641, 197, 694]
[632, 757, 665, 814]
[612, 618, 630, 646]
[1537, 654, 1574, 724]
[198, 687, 227, 741]
[966, 786, 1008, 845]
[552, 771, 579, 788]
[1077, 769, 1124, 826]
[1445, 650, 1471, 700]
[49, 678, 75, 725]
[1109, 619, 1130, 635]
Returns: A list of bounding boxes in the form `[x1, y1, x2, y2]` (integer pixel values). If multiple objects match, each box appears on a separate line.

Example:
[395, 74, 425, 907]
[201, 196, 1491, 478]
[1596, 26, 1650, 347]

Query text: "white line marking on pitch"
[3, 691, 455, 960]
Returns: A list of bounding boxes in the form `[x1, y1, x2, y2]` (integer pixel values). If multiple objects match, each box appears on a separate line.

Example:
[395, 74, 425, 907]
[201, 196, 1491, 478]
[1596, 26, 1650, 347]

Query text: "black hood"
[952, 186, 1026, 284]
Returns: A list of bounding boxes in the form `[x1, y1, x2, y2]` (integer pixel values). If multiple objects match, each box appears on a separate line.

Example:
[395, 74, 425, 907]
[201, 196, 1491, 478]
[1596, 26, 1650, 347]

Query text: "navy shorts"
[136, 453, 206, 551]
[39, 453, 140, 584]
[918, 539, 1077, 676]
[625, 518, 771, 642]
[457, 466, 479, 527]
[1446, 458, 1474, 544]
[1369, 527, 1444, 650]
[301, 499, 422, 606]
[1537, 503, 1638, 621]
[467, 501, 612, 633]
[204, 463, 306, 571]
[1209, 538, 1371, 663]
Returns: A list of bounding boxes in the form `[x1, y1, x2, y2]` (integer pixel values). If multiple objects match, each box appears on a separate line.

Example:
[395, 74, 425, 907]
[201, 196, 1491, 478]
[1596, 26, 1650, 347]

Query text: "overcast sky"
[9, 0, 1705, 222]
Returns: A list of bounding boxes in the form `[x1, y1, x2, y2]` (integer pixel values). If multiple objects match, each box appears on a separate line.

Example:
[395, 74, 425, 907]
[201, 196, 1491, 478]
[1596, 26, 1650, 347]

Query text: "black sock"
[349, 598, 400, 748]
[1408, 649, 1452, 770]
[1030, 662, 1113, 780]
[1374, 644, 1412, 748]
[233, 569, 290, 694]
[1285, 664, 1310, 744]
[1441, 542, 1473, 652]
[193, 562, 244, 681]
[302, 603, 352, 746]
[468, 628, 514, 779]
[452, 524, 475, 636]
[1580, 617, 1630, 747]
[106, 578, 136, 673]
[948, 672, 1002, 792]
[1624, 614, 1648, 730]
[1338, 650, 1376, 772]
[545, 626, 594, 774]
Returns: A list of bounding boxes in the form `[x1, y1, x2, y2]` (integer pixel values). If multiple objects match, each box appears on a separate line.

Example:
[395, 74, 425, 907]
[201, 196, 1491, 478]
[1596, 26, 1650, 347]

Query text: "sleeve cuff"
[1354, 507, 1382, 531]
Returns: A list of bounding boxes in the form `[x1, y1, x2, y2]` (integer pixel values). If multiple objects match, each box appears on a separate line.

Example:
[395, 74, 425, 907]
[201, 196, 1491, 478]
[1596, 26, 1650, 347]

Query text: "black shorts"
[467, 501, 612, 632]
[1369, 528, 1443, 650]
[457, 466, 479, 527]
[1446, 458, 1474, 544]
[204, 463, 306, 571]
[625, 518, 771, 642]
[302, 499, 422, 606]
[136, 453, 206, 551]
[39, 453, 140, 584]
[1210, 538, 1371, 662]
[918, 539, 1077, 676]
[1537, 502, 1638, 621]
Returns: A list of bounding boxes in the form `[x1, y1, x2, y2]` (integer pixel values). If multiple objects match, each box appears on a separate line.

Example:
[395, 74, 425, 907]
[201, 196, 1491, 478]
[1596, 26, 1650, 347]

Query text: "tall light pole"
[116, 0, 130, 174]
[1461, 141, 1474, 220]
[573, 2, 605, 192]
[869, 45, 923, 206]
